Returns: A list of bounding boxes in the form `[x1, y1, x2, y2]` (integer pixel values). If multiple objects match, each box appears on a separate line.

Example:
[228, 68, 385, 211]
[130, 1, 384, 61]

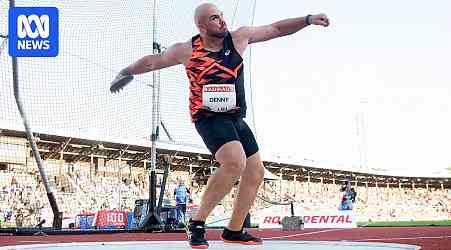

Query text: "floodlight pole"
[139, 0, 162, 231]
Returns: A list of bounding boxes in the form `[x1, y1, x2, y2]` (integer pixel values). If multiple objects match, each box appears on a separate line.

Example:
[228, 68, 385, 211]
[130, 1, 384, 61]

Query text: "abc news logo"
[9, 7, 59, 57]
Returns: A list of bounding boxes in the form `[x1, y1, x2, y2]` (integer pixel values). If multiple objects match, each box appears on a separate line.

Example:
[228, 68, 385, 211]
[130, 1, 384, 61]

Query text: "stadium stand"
[0, 130, 449, 228]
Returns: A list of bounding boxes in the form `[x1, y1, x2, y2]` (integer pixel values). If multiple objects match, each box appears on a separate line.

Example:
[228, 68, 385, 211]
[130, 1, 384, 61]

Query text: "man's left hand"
[311, 14, 330, 27]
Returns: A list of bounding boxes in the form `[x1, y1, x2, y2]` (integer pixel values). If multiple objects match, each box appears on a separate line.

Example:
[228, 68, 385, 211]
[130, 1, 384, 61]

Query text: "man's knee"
[255, 164, 265, 183]
[244, 153, 265, 185]
[222, 157, 246, 177]
[216, 141, 246, 176]
[249, 164, 264, 186]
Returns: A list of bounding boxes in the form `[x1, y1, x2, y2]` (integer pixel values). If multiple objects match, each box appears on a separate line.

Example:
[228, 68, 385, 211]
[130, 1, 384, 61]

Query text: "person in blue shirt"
[339, 180, 357, 210]
[174, 179, 191, 225]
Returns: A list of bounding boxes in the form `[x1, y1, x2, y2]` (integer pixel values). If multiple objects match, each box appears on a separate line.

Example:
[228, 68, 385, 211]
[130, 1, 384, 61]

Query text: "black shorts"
[194, 116, 259, 158]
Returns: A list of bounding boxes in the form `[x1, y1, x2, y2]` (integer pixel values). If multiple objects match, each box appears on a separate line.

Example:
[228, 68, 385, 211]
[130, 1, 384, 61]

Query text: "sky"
[250, 0, 451, 176]
[1, 0, 451, 177]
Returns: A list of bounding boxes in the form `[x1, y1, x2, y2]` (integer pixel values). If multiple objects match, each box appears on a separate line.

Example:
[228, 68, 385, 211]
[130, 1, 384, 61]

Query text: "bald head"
[194, 3, 218, 27]
[193, 3, 227, 38]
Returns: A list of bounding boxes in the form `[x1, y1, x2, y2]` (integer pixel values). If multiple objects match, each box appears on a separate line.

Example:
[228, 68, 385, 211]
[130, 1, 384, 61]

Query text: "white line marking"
[262, 228, 345, 240]
[16, 241, 52, 244]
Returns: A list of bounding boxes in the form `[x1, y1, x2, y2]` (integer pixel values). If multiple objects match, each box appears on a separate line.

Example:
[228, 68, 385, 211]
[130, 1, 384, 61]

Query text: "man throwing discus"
[111, 3, 329, 248]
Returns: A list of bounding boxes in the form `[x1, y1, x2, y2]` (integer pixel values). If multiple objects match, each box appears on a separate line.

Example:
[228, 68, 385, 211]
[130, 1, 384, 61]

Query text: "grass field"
[246, 220, 451, 229]
[358, 220, 451, 227]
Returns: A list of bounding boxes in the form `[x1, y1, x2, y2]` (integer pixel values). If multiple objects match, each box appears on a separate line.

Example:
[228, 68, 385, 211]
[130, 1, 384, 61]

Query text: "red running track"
[1, 227, 450, 250]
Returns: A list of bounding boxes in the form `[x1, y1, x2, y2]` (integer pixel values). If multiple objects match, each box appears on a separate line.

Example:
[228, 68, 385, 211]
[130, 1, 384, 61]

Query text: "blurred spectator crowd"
[0, 163, 449, 228]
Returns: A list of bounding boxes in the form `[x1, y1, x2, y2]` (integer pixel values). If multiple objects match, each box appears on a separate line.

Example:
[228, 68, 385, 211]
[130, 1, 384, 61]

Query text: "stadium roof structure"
[0, 129, 449, 189]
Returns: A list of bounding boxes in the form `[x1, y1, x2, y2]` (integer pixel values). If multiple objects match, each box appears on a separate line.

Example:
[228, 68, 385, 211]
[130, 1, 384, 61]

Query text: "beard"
[208, 29, 228, 38]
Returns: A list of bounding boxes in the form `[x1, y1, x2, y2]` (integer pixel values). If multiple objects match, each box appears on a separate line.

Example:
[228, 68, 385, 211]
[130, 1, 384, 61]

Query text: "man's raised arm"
[110, 42, 188, 93]
[125, 42, 186, 75]
[235, 14, 329, 45]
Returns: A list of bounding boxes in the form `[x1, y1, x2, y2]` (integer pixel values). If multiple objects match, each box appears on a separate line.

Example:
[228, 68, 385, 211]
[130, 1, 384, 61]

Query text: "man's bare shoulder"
[169, 40, 192, 66]
[230, 27, 252, 55]
[230, 26, 252, 41]
[172, 40, 192, 51]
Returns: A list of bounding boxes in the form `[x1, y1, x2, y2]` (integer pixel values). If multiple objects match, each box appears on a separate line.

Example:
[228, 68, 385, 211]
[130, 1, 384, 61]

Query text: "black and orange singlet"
[185, 32, 247, 122]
